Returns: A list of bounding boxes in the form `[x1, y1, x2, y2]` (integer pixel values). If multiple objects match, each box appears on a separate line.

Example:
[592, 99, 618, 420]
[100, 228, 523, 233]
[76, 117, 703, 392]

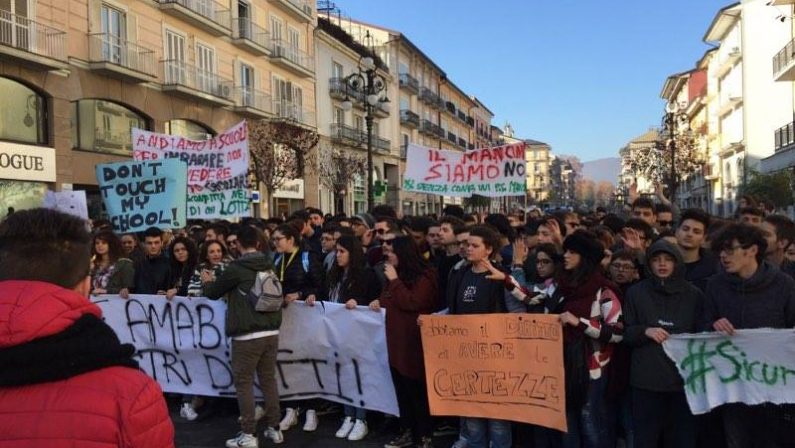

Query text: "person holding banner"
[90, 230, 134, 299]
[166, 236, 199, 299]
[187, 240, 231, 297]
[133, 227, 172, 295]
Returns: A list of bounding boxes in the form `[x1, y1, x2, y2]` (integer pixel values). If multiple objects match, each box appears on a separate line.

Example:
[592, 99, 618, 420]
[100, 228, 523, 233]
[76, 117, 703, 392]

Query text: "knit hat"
[352, 213, 375, 229]
[562, 229, 605, 266]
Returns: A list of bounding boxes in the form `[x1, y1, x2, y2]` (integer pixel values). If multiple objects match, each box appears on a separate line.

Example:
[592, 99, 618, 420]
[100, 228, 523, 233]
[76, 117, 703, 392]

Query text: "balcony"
[773, 38, 795, 82]
[420, 119, 444, 138]
[157, 0, 231, 36]
[271, 39, 314, 77]
[330, 123, 365, 147]
[161, 60, 234, 106]
[419, 87, 444, 109]
[0, 9, 67, 70]
[774, 121, 795, 153]
[272, 99, 315, 128]
[719, 92, 743, 117]
[232, 18, 271, 55]
[458, 137, 467, 148]
[329, 77, 355, 100]
[717, 46, 741, 78]
[466, 116, 475, 127]
[373, 135, 391, 154]
[398, 73, 419, 93]
[88, 33, 157, 83]
[399, 109, 420, 128]
[232, 87, 272, 118]
[445, 101, 456, 114]
[269, 0, 312, 22]
[373, 100, 390, 118]
[447, 131, 457, 144]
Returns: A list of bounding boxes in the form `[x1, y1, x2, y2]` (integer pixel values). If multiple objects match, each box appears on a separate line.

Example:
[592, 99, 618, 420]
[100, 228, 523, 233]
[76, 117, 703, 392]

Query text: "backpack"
[244, 270, 284, 313]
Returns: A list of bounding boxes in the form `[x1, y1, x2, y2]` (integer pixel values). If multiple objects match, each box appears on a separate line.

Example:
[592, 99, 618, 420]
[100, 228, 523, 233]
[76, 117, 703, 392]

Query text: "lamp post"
[341, 35, 389, 212]
[659, 101, 691, 203]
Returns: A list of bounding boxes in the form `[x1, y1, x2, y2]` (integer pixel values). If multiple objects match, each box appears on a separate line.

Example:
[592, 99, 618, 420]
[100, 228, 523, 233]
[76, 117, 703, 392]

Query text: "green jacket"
[106, 258, 135, 294]
[203, 252, 281, 337]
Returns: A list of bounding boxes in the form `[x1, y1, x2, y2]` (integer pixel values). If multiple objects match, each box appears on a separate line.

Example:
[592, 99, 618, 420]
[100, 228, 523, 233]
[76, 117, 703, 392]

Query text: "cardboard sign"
[419, 314, 566, 431]
[96, 160, 187, 233]
[403, 143, 527, 197]
[43, 190, 88, 220]
[132, 121, 250, 219]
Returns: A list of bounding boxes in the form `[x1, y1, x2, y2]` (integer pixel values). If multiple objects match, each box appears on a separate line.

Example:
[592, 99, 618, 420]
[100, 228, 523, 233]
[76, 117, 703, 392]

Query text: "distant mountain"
[582, 157, 620, 185]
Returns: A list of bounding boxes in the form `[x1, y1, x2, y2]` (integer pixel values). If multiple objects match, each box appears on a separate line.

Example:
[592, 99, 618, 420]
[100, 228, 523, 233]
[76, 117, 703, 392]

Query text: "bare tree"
[626, 131, 705, 201]
[307, 145, 367, 214]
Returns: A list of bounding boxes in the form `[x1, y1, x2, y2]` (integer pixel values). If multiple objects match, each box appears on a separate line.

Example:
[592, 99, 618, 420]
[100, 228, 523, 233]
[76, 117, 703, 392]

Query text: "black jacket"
[274, 250, 323, 298]
[446, 261, 507, 314]
[684, 248, 718, 293]
[133, 253, 172, 294]
[624, 240, 705, 392]
[704, 260, 795, 330]
[434, 253, 462, 311]
[323, 266, 382, 306]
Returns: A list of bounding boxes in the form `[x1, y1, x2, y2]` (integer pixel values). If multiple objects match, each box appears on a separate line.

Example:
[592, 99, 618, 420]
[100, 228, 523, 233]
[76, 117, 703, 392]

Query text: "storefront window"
[73, 99, 149, 155]
[165, 119, 215, 140]
[353, 174, 365, 214]
[0, 77, 47, 145]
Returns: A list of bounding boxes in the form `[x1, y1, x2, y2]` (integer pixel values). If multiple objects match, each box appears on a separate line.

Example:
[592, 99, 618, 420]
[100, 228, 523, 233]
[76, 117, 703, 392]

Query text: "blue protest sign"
[96, 159, 187, 232]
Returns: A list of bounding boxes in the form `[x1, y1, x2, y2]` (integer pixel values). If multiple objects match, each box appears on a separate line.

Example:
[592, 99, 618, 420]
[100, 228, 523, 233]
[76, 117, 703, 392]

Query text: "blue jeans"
[606, 388, 634, 448]
[563, 375, 608, 448]
[462, 417, 512, 448]
[344, 405, 366, 421]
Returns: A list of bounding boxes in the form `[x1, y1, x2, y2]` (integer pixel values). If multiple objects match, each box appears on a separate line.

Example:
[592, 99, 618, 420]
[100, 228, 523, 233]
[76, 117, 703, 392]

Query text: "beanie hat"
[352, 213, 375, 229]
[562, 230, 605, 266]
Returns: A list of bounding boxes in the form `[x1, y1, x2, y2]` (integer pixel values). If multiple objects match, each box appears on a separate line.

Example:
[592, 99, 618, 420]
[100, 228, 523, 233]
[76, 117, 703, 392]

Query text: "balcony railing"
[88, 33, 157, 79]
[447, 131, 457, 144]
[773, 37, 795, 82]
[420, 87, 444, 109]
[330, 123, 364, 144]
[774, 121, 795, 153]
[466, 116, 475, 127]
[271, 39, 314, 74]
[271, 0, 313, 21]
[162, 59, 234, 101]
[0, 9, 66, 65]
[374, 100, 390, 117]
[232, 17, 270, 54]
[157, 0, 231, 34]
[420, 119, 444, 138]
[398, 73, 419, 92]
[457, 110, 467, 122]
[400, 109, 420, 127]
[445, 101, 456, 114]
[272, 99, 315, 127]
[458, 137, 467, 148]
[373, 135, 391, 153]
[233, 86, 271, 114]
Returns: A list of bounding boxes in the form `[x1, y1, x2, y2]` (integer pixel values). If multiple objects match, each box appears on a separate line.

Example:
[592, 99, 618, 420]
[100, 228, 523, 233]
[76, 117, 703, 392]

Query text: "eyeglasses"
[382, 239, 394, 246]
[610, 263, 636, 271]
[658, 220, 673, 227]
[536, 258, 553, 265]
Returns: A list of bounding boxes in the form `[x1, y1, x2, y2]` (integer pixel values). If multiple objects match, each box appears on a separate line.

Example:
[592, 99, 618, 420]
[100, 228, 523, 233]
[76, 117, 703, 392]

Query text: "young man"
[0, 209, 174, 447]
[407, 216, 435, 260]
[608, 250, 641, 296]
[655, 203, 674, 231]
[307, 207, 325, 228]
[350, 213, 376, 251]
[289, 210, 322, 255]
[631, 197, 657, 228]
[761, 214, 795, 277]
[133, 226, 172, 295]
[705, 224, 795, 448]
[426, 221, 443, 256]
[202, 225, 284, 448]
[206, 222, 230, 245]
[737, 206, 764, 227]
[226, 228, 241, 260]
[320, 224, 340, 272]
[675, 209, 718, 292]
[435, 216, 466, 311]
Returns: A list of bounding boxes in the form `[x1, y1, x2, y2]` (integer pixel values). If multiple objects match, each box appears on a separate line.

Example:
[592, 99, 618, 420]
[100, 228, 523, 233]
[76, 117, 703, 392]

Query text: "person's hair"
[596, 206, 607, 213]
[624, 218, 655, 242]
[376, 216, 400, 232]
[121, 232, 139, 243]
[601, 214, 625, 235]
[321, 223, 341, 236]
[631, 197, 656, 212]
[209, 222, 230, 239]
[764, 214, 795, 245]
[739, 206, 764, 218]
[237, 225, 263, 249]
[655, 203, 672, 214]
[169, 236, 199, 269]
[541, 216, 568, 237]
[739, 194, 758, 208]
[453, 224, 471, 236]
[327, 234, 366, 290]
[611, 249, 641, 272]
[274, 223, 301, 247]
[711, 223, 767, 264]
[143, 226, 162, 240]
[442, 204, 465, 219]
[656, 229, 676, 240]
[371, 204, 397, 219]
[535, 243, 563, 275]
[335, 226, 356, 238]
[468, 225, 502, 258]
[484, 214, 516, 241]
[390, 235, 430, 285]
[524, 218, 543, 236]
[288, 210, 311, 223]
[439, 216, 465, 232]
[92, 230, 124, 264]
[558, 231, 603, 287]
[199, 240, 228, 264]
[591, 225, 615, 251]
[679, 208, 710, 230]
[306, 207, 323, 217]
[265, 217, 284, 226]
[408, 216, 435, 234]
[463, 214, 477, 224]
[0, 208, 92, 288]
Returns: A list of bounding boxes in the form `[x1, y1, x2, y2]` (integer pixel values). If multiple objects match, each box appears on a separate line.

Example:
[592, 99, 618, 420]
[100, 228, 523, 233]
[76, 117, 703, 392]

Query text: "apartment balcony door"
[0, 0, 30, 50]
[196, 43, 216, 93]
[165, 30, 185, 84]
[237, 0, 250, 39]
[240, 62, 254, 106]
[100, 4, 126, 64]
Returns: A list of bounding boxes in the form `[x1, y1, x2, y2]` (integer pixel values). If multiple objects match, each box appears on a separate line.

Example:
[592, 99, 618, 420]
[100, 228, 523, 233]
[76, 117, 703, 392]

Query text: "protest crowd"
[2, 188, 795, 448]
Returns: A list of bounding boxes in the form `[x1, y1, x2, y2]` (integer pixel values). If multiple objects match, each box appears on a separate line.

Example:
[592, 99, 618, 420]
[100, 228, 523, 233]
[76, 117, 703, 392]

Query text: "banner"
[133, 121, 250, 219]
[44, 190, 88, 220]
[402, 143, 527, 197]
[663, 329, 795, 415]
[96, 160, 187, 233]
[94, 295, 399, 416]
[419, 314, 566, 431]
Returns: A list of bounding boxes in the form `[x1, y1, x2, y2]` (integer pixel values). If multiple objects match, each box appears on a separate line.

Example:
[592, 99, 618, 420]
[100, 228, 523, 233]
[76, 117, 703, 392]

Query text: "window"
[100, 4, 126, 64]
[73, 99, 148, 155]
[237, 0, 251, 38]
[399, 95, 409, 111]
[165, 119, 214, 140]
[196, 43, 216, 92]
[164, 29, 186, 83]
[398, 62, 409, 75]
[288, 26, 300, 50]
[372, 122, 380, 138]
[354, 115, 364, 131]
[240, 62, 254, 105]
[334, 107, 344, 125]
[0, 0, 29, 49]
[0, 77, 47, 145]
[270, 16, 283, 41]
[332, 61, 343, 79]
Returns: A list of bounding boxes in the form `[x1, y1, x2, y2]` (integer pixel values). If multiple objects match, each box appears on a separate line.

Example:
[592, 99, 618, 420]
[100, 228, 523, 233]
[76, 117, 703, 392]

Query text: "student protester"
[655, 204, 675, 231]
[165, 236, 199, 300]
[737, 206, 764, 226]
[495, 242, 561, 314]
[623, 240, 704, 448]
[786, 240, 795, 264]
[0, 208, 174, 447]
[378, 235, 438, 448]
[201, 225, 283, 448]
[307, 207, 325, 229]
[289, 210, 322, 255]
[630, 197, 657, 228]
[406, 216, 435, 261]
[705, 224, 795, 448]
[607, 249, 640, 296]
[133, 226, 172, 295]
[675, 209, 718, 292]
[434, 216, 466, 311]
[320, 224, 340, 272]
[761, 214, 795, 277]
[426, 220, 443, 257]
[307, 235, 381, 441]
[90, 230, 134, 299]
[120, 232, 144, 263]
[187, 241, 231, 296]
[484, 213, 516, 269]
[206, 222, 230, 246]
[226, 227, 241, 259]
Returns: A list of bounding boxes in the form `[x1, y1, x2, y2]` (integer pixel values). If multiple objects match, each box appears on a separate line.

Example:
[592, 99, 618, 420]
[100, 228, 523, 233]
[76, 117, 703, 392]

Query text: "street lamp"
[341, 34, 389, 212]
[658, 101, 691, 203]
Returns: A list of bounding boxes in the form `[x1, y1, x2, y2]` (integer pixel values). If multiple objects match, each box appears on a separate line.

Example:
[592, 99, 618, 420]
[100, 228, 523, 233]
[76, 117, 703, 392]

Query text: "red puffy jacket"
[0, 280, 175, 448]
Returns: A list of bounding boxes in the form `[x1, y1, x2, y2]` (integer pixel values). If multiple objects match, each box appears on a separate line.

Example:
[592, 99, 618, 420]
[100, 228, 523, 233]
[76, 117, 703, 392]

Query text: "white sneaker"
[335, 416, 355, 438]
[302, 409, 318, 432]
[347, 419, 368, 441]
[225, 432, 258, 448]
[279, 407, 298, 431]
[180, 403, 198, 421]
[264, 427, 284, 445]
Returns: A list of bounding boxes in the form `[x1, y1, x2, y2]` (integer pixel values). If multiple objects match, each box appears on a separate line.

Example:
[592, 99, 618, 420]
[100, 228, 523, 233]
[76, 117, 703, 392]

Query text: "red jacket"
[0, 280, 175, 448]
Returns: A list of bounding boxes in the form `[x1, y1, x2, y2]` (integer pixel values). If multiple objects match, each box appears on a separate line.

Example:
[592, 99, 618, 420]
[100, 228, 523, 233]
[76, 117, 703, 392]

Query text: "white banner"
[663, 329, 795, 414]
[402, 143, 527, 197]
[94, 295, 399, 416]
[132, 121, 250, 219]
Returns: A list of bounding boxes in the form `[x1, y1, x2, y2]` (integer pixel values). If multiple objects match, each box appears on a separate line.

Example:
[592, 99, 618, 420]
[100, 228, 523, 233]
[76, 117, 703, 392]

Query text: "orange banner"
[419, 313, 567, 432]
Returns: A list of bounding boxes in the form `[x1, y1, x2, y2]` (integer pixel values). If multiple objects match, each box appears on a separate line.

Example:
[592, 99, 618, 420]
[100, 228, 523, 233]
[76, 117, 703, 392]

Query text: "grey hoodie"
[624, 240, 705, 392]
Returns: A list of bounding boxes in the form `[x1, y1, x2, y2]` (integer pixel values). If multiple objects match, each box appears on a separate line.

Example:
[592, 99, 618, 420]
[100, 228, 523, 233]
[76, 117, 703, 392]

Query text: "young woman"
[166, 236, 199, 300]
[624, 240, 703, 448]
[271, 224, 324, 433]
[187, 240, 231, 297]
[90, 230, 134, 299]
[310, 235, 381, 442]
[498, 242, 562, 313]
[548, 230, 623, 448]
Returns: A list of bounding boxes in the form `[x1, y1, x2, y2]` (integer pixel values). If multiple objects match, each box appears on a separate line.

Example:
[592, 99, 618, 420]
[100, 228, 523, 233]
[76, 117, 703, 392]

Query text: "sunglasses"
[375, 228, 388, 235]
[658, 220, 673, 227]
[382, 239, 395, 246]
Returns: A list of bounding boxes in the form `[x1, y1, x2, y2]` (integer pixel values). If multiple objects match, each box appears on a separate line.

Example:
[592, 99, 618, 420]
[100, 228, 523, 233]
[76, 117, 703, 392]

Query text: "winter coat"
[323, 266, 382, 306]
[624, 240, 705, 392]
[203, 252, 281, 337]
[380, 269, 438, 380]
[133, 252, 172, 294]
[704, 260, 795, 330]
[92, 258, 135, 294]
[0, 280, 174, 448]
[684, 249, 718, 293]
[274, 249, 324, 298]
[446, 261, 508, 314]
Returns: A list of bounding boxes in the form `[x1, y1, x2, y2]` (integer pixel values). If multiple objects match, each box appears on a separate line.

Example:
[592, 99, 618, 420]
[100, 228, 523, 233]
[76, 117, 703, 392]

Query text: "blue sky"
[337, 0, 734, 162]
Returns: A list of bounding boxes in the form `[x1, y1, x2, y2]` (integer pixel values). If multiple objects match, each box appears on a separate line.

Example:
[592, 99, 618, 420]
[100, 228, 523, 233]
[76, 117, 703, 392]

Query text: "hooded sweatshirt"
[624, 240, 705, 392]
